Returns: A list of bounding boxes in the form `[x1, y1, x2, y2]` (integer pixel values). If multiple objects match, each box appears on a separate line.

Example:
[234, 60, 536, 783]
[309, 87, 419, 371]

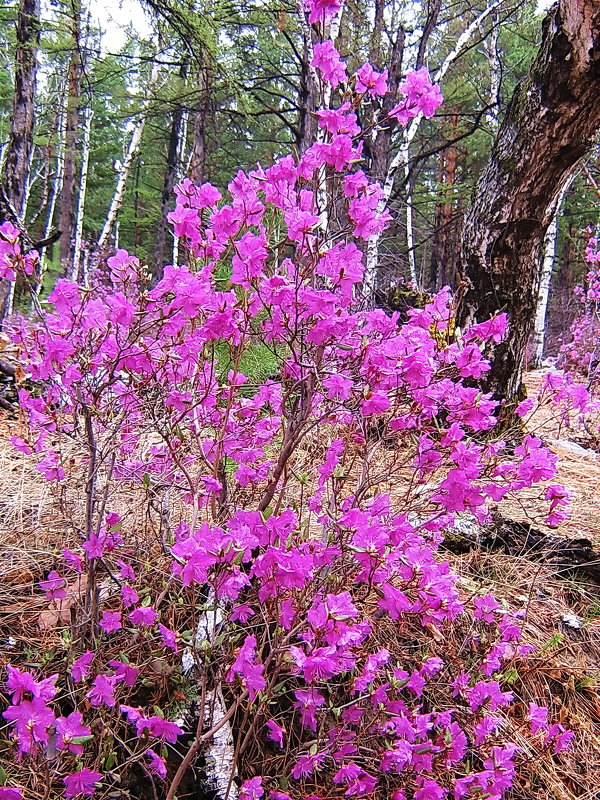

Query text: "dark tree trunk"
[189, 61, 211, 185]
[363, 24, 405, 184]
[429, 119, 460, 291]
[458, 0, 600, 402]
[0, 0, 40, 318]
[58, 0, 82, 272]
[296, 29, 318, 156]
[153, 73, 187, 281]
[2, 0, 40, 219]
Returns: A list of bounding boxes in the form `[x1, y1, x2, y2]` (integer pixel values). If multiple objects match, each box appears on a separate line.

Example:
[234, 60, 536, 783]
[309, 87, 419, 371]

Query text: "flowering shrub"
[559, 237, 600, 379]
[0, 3, 572, 798]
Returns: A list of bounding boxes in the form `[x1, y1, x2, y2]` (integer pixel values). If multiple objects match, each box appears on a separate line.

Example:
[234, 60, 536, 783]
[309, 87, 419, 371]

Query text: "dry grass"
[2, 368, 600, 798]
[496, 370, 600, 544]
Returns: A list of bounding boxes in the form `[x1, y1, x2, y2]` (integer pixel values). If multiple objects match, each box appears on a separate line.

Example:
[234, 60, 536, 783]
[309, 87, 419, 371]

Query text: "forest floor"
[2, 368, 600, 799]
[500, 369, 600, 544]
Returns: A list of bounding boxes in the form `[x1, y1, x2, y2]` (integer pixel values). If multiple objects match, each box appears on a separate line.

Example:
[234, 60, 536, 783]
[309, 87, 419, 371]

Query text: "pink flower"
[361, 392, 390, 416]
[129, 606, 158, 626]
[37, 451, 65, 481]
[305, 0, 343, 23]
[316, 103, 360, 136]
[293, 688, 325, 731]
[227, 634, 266, 701]
[121, 584, 139, 607]
[3, 698, 55, 757]
[86, 674, 118, 707]
[0, 789, 23, 800]
[355, 63, 388, 96]
[116, 559, 135, 581]
[389, 68, 443, 124]
[81, 533, 105, 560]
[146, 748, 167, 779]
[553, 729, 574, 753]
[56, 711, 91, 755]
[158, 623, 178, 652]
[311, 41, 347, 89]
[63, 769, 102, 798]
[6, 666, 57, 703]
[63, 548, 83, 573]
[473, 594, 502, 623]
[265, 719, 285, 748]
[291, 752, 326, 779]
[71, 651, 94, 683]
[136, 715, 183, 743]
[99, 610, 122, 633]
[528, 702, 548, 735]
[379, 583, 411, 619]
[240, 777, 264, 800]
[324, 373, 353, 401]
[108, 660, 139, 687]
[415, 779, 446, 800]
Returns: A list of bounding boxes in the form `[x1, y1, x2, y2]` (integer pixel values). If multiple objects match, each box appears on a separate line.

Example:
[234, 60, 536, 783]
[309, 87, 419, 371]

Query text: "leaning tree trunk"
[0, 0, 40, 320]
[458, 0, 600, 402]
[97, 62, 159, 255]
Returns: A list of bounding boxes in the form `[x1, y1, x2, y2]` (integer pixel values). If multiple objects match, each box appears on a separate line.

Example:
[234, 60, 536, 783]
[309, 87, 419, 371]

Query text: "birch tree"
[34, 81, 68, 298]
[58, 0, 83, 272]
[97, 61, 160, 254]
[70, 104, 93, 281]
[530, 174, 575, 369]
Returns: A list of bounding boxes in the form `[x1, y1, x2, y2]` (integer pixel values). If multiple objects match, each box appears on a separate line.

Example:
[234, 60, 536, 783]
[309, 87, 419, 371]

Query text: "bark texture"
[458, 0, 600, 400]
[0, 0, 40, 319]
[2, 0, 40, 218]
[153, 71, 187, 281]
[188, 60, 211, 185]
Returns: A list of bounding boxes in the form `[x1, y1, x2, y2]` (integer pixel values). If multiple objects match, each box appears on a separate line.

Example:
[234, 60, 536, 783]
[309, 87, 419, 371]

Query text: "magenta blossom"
[98, 610, 122, 633]
[355, 63, 388, 96]
[311, 41, 347, 89]
[71, 651, 94, 682]
[136, 715, 183, 743]
[305, 0, 343, 23]
[56, 711, 91, 755]
[63, 769, 102, 798]
[129, 605, 158, 626]
[265, 719, 285, 748]
[86, 674, 118, 707]
[39, 570, 67, 602]
[146, 748, 167, 779]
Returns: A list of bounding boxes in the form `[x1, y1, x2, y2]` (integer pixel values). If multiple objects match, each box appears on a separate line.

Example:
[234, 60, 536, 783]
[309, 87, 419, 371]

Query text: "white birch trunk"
[97, 62, 159, 254]
[22, 156, 44, 221]
[316, 10, 342, 238]
[363, 0, 507, 300]
[69, 104, 93, 282]
[35, 88, 67, 296]
[531, 174, 575, 368]
[177, 595, 238, 800]
[172, 108, 189, 267]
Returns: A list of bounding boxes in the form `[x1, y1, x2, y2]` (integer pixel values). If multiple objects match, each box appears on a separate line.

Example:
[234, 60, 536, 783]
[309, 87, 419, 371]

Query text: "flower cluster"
[559, 237, 600, 382]
[0, 0, 571, 797]
[0, 221, 38, 282]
